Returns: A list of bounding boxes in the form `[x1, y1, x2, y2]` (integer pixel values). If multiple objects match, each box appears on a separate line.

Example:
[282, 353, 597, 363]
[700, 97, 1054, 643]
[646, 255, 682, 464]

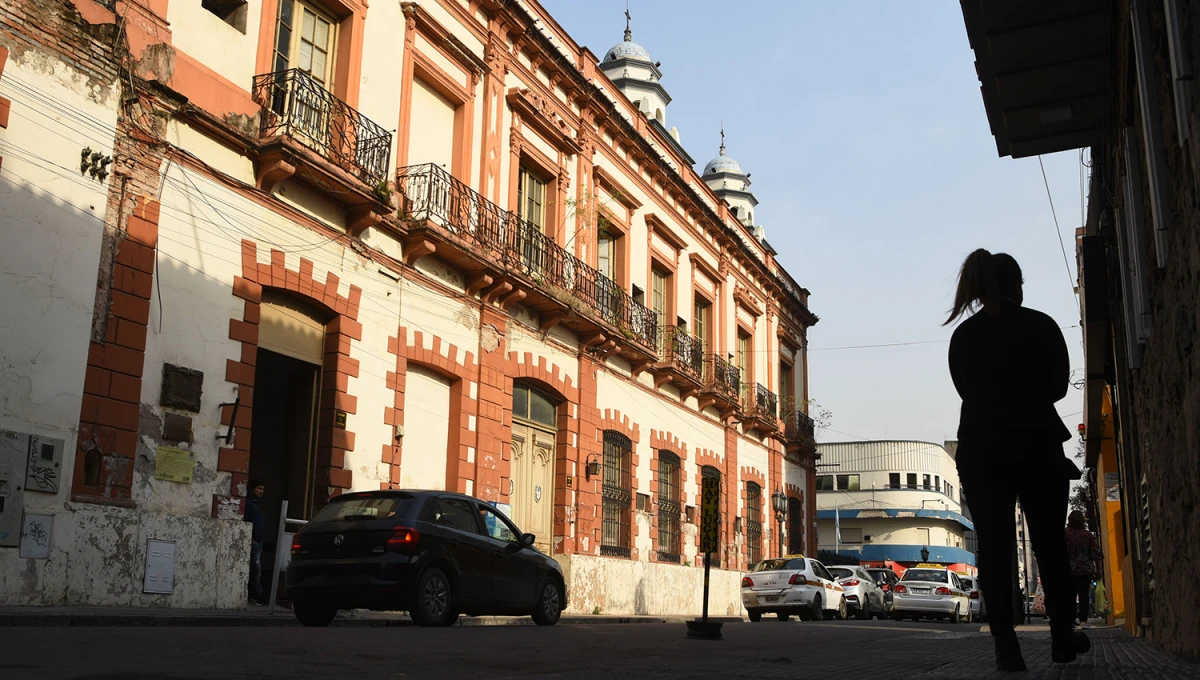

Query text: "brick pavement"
[0, 619, 1195, 679]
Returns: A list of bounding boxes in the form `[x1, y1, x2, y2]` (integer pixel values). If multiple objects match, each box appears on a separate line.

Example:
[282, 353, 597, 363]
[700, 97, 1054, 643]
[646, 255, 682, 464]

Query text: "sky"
[541, 0, 1086, 453]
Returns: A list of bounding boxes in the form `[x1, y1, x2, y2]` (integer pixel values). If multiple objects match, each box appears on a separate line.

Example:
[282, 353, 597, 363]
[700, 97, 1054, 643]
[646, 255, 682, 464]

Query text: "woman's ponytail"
[945, 248, 1004, 325]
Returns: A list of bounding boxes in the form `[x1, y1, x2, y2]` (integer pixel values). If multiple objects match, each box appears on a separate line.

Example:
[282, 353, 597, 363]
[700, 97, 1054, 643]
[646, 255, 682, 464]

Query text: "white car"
[892, 564, 972, 624]
[741, 555, 848, 622]
[959, 575, 983, 621]
[828, 565, 888, 620]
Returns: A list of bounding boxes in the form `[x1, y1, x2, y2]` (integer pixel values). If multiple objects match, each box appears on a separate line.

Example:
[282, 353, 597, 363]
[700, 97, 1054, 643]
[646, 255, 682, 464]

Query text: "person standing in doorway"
[946, 249, 1089, 670]
[1065, 510, 1103, 628]
[244, 480, 267, 605]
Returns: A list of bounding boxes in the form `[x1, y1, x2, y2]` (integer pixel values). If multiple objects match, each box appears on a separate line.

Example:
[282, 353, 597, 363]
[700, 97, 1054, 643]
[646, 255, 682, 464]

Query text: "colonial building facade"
[0, 0, 817, 615]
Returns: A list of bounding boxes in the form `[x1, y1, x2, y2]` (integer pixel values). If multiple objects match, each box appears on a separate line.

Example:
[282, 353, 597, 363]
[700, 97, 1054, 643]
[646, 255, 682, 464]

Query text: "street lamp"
[771, 489, 788, 557]
[920, 546, 930, 562]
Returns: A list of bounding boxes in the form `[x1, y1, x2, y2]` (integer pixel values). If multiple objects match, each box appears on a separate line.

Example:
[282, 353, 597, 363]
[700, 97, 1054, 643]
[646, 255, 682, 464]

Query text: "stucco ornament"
[480, 323, 501, 353]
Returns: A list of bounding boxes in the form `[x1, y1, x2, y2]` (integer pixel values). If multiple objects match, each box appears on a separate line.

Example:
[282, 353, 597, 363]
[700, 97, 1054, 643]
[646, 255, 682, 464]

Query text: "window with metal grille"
[601, 430, 633, 557]
[701, 465, 721, 567]
[657, 451, 682, 563]
[746, 482, 762, 566]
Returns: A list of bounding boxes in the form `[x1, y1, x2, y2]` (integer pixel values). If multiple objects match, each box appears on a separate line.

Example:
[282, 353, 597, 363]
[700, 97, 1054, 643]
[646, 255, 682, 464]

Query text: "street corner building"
[814, 441, 976, 575]
[961, 0, 1200, 661]
[0, 0, 819, 615]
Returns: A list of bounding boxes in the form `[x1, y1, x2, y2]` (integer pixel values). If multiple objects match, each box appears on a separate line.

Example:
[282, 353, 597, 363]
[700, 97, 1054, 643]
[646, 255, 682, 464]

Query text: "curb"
[0, 612, 745, 628]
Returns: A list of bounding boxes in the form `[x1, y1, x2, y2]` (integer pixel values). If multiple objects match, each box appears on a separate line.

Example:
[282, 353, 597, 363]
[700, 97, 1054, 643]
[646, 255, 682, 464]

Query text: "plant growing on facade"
[803, 399, 833, 436]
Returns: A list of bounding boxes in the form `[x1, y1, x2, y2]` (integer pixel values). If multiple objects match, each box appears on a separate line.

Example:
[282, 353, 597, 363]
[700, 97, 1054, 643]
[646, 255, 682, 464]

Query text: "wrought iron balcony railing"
[746, 383, 778, 421]
[702, 354, 741, 400]
[783, 409, 816, 441]
[659, 326, 704, 380]
[253, 68, 392, 187]
[396, 163, 659, 350]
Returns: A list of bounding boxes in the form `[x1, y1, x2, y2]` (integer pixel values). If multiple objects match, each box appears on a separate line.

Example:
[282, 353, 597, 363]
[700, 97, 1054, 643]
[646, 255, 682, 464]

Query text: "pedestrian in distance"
[1065, 510, 1104, 628]
[244, 479, 267, 606]
[945, 249, 1090, 671]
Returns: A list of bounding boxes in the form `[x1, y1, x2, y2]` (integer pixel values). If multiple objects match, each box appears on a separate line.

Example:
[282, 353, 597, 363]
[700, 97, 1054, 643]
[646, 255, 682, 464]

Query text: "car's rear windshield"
[827, 567, 854, 579]
[752, 558, 807, 572]
[901, 569, 948, 583]
[960, 578, 974, 589]
[311, 494, 415, 523]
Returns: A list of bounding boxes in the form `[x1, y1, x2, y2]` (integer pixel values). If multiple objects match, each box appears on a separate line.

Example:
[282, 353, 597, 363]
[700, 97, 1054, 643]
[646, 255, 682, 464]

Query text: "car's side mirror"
[521, 533, 536, 549]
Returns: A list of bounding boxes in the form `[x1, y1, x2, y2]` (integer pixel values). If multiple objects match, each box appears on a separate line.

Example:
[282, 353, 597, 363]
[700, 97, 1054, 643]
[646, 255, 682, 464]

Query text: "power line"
[808, 325, 1079, 352]
[1038, 155, 1079, 299]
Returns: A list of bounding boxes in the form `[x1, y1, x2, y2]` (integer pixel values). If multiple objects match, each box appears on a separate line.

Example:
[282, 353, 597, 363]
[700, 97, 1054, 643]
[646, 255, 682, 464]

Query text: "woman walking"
[945, 249, 1089, 670]
[1066, 510, 1104, 627]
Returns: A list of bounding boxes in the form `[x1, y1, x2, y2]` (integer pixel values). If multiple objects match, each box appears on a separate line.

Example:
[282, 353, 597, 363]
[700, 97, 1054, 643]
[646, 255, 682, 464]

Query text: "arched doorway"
[510, 381, 558, 554]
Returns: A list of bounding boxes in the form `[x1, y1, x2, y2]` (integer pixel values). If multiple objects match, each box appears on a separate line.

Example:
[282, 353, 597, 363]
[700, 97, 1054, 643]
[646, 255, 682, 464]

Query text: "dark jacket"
[244, 496, 265, 542]
[948, 300, 1072, 455]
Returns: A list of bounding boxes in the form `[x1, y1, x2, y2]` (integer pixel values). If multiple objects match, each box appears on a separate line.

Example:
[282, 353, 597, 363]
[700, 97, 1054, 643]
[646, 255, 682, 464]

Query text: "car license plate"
[912, 587, 930, 594]
[763, 595, 780, 603]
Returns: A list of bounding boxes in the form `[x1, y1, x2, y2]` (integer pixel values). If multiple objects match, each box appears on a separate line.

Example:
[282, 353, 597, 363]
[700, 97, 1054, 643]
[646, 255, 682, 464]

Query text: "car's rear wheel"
[293, 599, 337, 627]
[950, 604, 961, 625]
[531, 577, 563, 626]
[411, 567, 458, 627]
[856, 601, 870, 620]
[965, 605, 974, 624]
[835, 598, 848, 620]
[810, 596, 824, 621]
[776, 612, 789, 621]
[747, 608, 762, 622]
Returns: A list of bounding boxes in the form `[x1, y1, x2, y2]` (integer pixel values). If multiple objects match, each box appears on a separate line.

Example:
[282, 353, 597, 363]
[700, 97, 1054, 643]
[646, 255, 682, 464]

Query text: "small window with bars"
[746, 482, 762, 566]
[601, 430, 633, 558]
[656, 451, 682, 563]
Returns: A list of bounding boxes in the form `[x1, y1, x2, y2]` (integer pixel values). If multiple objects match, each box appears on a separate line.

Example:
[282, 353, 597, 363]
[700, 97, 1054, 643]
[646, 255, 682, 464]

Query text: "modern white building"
[815, 441, 976, 573]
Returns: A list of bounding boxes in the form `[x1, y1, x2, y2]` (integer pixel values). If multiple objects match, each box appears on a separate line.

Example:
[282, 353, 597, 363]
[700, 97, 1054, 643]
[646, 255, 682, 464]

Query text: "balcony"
[653, 326, 704, 395]
[783, 409, 816, 453]
[252, 69, 393, 213]
[697, 354, 741, 418]
[395, 163, 659, 357]
[743, 383, 779, 433]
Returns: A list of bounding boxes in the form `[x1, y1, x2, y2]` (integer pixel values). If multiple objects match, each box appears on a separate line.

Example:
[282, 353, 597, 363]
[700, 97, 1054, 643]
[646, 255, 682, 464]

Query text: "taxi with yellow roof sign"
[892, 564, 972, 623]
[740, 554, 848, 622]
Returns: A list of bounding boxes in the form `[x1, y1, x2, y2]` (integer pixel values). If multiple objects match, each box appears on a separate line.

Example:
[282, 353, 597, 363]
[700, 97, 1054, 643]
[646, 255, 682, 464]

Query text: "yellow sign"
[334, 411, 348, 429]
[914, 563, 942, 569]
[154, 446, 195, 484]
[699, 476, 720, 554]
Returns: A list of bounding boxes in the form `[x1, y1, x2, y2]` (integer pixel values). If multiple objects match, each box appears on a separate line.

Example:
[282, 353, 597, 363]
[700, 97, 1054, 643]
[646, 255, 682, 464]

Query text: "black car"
[286, 490, 567, 627]
[865, 568, 900, 615]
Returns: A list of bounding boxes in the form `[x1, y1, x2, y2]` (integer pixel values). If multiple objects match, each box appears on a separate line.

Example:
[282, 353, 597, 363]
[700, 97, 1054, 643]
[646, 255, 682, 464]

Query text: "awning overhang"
[960, 0, 1113, 158]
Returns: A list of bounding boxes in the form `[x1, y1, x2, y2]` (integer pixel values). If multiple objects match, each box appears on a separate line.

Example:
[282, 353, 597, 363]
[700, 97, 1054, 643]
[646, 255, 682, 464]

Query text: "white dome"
[604, 40, 651, 63]
[703, 153, 743, 176]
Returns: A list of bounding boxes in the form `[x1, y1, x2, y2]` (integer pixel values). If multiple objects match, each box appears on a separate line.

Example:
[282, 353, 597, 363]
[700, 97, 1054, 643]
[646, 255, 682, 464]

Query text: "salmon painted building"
[0, 0, 817, 614]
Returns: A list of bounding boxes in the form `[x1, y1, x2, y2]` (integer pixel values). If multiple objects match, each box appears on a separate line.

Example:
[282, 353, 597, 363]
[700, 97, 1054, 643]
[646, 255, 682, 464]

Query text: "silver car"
[828, 566, 887, 620]
[960, 576, 984, 621]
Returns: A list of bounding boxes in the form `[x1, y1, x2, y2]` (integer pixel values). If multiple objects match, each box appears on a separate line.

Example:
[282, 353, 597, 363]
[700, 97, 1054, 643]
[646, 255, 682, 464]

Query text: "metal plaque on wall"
[24, 434, 64, 493]
[0, 431, 30, 548]
[19, 513, 53, 559]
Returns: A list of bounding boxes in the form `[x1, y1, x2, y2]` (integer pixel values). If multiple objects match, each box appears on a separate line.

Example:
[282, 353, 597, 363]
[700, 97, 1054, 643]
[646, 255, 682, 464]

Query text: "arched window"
[655, 108, 664, 124]
[601, 430, 633, 557]
[513, 382, 557, 428]
[656, 451, 681, 562]
[745, 482, 762, 566]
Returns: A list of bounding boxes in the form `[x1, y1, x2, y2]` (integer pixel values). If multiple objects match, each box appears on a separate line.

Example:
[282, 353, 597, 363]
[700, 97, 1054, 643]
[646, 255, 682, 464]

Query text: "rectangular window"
[737, 331, 751, 402]
[657, 452, 682, 563]
[922, 474, 932, 490]
[840, 528, 863, 545]
[597, 223, 615, 281]
[746, 482, 762, 566]
[889, 473, 901, 489]
[651, 267, 668, 328]
[836, 474, 860, 491]
[517, 166, 547, 232]
[601, 430, 633, 557]
[274, 0, 335, 86]
[934, 475, 941, 493]
[779, 361, 794, 411]
[693, 298, 711, 352]
[816, 475, 834, 491]
[906, 473, 918, 490]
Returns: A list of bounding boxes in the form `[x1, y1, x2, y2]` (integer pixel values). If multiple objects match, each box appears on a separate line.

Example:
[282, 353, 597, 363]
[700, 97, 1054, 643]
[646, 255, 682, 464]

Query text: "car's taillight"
[291, 537, 302, 555]
[881, 584, 890, 592]
[841, 578, 860, 587]
[386, 526, 420, 550]
[936, 587, 952, 595]
[894, 584, 907, 594]
[970, 591, 980, 599]
[788, 573, 801, 585]
[741, 576, 754, 588]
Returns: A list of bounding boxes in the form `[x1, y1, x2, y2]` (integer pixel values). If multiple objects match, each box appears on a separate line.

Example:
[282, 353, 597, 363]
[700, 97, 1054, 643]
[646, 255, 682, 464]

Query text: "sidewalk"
[0, 604, 743, 628]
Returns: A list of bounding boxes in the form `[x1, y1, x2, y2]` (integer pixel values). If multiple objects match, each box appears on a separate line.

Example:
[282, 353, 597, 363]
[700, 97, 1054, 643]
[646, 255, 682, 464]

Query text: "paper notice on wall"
[1104, 472, 1120, 503]
[154, 446, 195, 484]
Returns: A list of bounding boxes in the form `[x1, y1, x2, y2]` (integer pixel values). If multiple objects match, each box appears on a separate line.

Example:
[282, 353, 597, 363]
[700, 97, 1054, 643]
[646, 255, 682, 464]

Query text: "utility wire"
[1039, 155, 1079, 299]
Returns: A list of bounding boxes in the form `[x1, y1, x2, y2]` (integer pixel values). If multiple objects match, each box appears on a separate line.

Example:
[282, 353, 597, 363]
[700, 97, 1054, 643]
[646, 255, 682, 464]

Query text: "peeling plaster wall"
[165, 1, 261, 92]
[556, 553, 744, 616]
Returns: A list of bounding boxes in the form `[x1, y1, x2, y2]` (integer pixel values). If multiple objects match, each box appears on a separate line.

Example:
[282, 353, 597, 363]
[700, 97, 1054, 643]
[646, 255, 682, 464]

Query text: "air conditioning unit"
[863, 535, 873, 542]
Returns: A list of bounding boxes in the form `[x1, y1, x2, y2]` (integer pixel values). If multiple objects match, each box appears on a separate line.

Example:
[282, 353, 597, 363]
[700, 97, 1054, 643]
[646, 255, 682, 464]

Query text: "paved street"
[3, 619, 1197, 680]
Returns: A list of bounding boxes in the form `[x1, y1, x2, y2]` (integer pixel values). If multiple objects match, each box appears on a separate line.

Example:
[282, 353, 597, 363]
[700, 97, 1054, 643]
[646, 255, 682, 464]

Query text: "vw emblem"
[333, 534, 344, 546]
[534, 485, 542, 502]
